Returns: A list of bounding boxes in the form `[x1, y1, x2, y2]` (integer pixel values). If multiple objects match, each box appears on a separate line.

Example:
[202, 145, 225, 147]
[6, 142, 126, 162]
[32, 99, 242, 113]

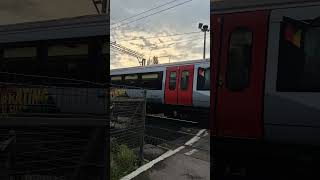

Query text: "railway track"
[144, 114, 203, 150]
[146, 112, 209, 127]
[142, 114, 210, 165]
[146, 114, 198, 126]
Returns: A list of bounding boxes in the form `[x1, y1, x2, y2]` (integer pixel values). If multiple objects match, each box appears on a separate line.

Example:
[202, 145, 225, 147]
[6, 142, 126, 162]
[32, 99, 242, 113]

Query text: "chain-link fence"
[0, 73, 108, 180]
[110, 85, 146, 165]
[0, 127, 107, 180]
[0, 72, 108, 126]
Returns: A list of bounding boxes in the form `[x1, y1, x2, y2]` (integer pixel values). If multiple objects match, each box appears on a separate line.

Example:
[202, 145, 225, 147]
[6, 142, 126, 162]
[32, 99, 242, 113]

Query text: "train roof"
[0, 14, 108, 44]
[211, 0, 320, 14]
[110, 58, 210, 73]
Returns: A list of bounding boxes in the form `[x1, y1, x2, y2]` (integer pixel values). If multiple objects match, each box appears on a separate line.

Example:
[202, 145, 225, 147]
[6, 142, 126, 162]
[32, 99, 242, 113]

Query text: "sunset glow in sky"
[110, 0, 210, 69]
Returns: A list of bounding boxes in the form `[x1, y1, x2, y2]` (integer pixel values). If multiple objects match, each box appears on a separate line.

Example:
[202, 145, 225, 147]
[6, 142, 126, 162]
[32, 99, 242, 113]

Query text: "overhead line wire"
[111, 0, 182, 26]
[116, 31, 201, 42]
[111, 0, 193, 30]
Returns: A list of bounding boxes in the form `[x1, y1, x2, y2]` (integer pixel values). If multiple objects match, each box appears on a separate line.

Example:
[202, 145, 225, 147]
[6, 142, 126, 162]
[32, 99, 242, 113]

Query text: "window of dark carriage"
[140, 72, 163, 90]
[180, 70, 189, 90]
[197, 67, 210, 90]
[169, 71, 177, 90]
[226, 28, 253, 91]
[47, 43, 89, 80]
[124, 74, 139, 87]
[0, 41, 104, 82]
[1, 46, 38, 74]
[277, 17, 320, 92]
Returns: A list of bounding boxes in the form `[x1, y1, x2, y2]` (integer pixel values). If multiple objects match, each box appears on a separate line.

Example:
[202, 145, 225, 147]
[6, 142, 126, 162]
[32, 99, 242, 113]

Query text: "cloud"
[111, 0, 210, 69]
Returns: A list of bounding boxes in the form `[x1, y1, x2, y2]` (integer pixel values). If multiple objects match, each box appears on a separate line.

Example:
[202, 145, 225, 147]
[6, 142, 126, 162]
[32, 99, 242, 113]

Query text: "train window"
[180, 70, 189, 90]
[2, 47, 37, 74]
[48, 44, 88, 56]
[4, 47, 37, 58]
[197, 67, 210, 90]
[277, 17, 320, 92]
[169, 72, 176, 90]
[141, 72, 163, 90]
[111, 76, 122, 85]
[124, 74, 138, 86]
[142, 73, 158, 80]
[226, 28, 252, 91]
[0, 40, 106, 83]
[125, 74, 138, 80]
[46, 42, 93, 80]
[111, 76, 122, 81]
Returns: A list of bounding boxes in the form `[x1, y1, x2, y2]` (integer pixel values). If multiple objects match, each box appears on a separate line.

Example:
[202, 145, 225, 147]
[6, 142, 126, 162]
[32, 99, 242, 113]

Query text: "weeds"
[111, 140, 138, 180]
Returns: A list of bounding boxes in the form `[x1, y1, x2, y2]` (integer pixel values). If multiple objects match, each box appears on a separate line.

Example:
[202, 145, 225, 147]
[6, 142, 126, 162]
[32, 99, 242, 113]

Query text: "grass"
[111, 140, 139, 180]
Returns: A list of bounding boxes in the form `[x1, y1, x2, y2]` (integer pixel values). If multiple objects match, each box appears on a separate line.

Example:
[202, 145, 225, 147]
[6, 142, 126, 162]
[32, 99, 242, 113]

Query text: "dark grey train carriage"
[0, 14, 109, 126]
[0, 15, 108, 180]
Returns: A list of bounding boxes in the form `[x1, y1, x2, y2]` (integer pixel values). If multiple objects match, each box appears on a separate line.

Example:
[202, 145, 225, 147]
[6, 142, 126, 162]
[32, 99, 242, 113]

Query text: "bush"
[111, 141, 138, 180]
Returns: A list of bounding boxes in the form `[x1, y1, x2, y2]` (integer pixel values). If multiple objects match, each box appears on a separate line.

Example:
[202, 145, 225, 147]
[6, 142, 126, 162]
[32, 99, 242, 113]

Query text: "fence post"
[139, 89, 147, 166]
[7, 130, 16, 171]
[0, 130, 16, 180]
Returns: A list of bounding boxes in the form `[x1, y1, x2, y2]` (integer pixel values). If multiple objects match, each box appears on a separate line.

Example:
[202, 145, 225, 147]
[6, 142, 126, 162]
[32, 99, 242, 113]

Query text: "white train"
[110, 59, 210, 122]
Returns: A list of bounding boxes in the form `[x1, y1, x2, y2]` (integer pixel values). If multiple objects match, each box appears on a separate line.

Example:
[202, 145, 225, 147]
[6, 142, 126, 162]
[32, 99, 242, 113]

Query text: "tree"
[146, 56, 159, 66]
[152, 56, 159, 64]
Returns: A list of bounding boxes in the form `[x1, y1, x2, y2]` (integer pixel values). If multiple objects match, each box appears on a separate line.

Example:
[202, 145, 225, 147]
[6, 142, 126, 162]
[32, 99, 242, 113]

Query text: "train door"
[213, 11, 269, 138]
[178, 65, 194, 106]
[165, 66, 179, 104]
[165, 65, 194, 106]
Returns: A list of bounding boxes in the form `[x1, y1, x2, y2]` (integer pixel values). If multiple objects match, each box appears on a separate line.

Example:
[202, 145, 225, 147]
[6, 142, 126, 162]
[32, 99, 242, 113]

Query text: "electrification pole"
[102, 0, 106, 13]
[92, 0, 109, 14]
[198, 23, 210, 59]
[102, 0, 110, 14]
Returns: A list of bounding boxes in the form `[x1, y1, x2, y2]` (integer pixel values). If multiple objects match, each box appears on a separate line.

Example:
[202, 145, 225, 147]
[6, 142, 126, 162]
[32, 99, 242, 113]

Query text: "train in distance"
[110, 58, 210, 124]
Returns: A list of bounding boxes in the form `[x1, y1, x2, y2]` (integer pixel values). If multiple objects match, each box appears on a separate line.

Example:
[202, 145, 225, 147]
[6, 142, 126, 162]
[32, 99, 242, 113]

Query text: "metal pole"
[102, 0, 107, 14]
[92, 0, 100, 14]
[139, 90, 147, 166]
[203, 31, 206, 59]
[108, 0, 110, 14]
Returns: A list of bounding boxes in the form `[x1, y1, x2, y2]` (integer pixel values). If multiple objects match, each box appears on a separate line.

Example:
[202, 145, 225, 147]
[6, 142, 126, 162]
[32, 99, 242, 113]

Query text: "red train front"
[211, 0, 320, 177]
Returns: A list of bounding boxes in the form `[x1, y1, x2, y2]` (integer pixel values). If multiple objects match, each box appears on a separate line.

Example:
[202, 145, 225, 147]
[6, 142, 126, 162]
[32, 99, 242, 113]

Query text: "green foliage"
[111, 140, 138, 180]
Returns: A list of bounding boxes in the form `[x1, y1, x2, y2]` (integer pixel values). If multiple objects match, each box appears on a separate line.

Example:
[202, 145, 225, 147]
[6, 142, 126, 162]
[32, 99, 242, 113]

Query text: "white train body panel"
[193, 61, 210, 108]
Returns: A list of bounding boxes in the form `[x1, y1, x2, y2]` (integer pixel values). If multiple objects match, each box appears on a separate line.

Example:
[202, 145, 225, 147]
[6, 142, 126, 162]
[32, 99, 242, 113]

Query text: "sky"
[110, 0, 210, 69]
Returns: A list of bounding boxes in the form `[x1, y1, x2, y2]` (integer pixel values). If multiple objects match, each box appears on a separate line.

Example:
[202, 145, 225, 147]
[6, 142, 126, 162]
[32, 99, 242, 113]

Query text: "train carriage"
[0, 15, 109, 126]
[111, 59, 210, 124]
[211, 0, 320, 177]
[0, 15, 109, 179]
